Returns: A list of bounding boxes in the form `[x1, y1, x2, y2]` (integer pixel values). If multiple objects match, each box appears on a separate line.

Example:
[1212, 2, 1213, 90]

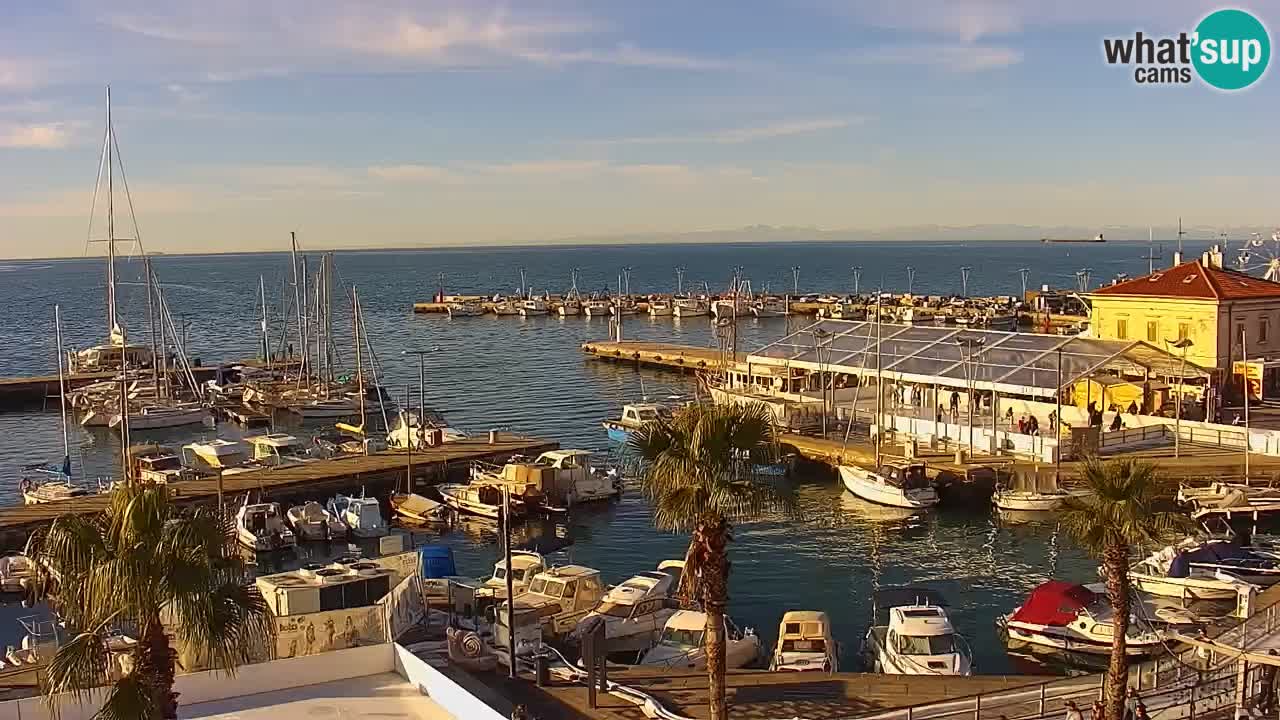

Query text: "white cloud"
[0, 58, 45, 90]
[847, 44, 1023, 72]
[513, 44, 737, 71]
[596, 117, 857, 146]
[0, 123, 71, 149]
[478, 160, 605, 176]
[367, 164, 461, 183]
[228, 164, 355, 188]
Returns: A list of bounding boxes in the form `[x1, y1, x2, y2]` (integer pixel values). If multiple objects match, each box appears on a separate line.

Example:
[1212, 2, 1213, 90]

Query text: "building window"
[1147, 321, 1158, 343]
[1261, 318, 1270, 344]
[1116, 318, 1128, 340]
[1178, 322, 1190, 341]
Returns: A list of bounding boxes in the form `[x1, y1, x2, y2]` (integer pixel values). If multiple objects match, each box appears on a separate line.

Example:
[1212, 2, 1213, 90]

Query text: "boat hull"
[113, 409, 209, 431]
[839, 466, 938, 509]
[1003, 620, 1163, 657]
[992, 491, 1079, 512]
[602, 421, 632, 443]
[1129, 573, 1241, 601]
[439, 490, 502, 519]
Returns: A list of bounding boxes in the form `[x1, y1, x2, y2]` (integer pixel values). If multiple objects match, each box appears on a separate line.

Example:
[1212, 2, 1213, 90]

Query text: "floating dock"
[0, 433, 557, 551]
[0, 359, 296, 412]
[580, 340, 740, 373]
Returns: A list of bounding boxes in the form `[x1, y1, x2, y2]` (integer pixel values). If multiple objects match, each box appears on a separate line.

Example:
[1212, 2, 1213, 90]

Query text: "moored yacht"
[770, 611, 838, 672]
[285, 501, 346, 541]
[495, 565, 607, 656]
[389, 492, 447, 524]
[244, 433, 314, 468]
[840, 461, 938, 509]
[182, 439, 259, 476]
[582, 299, 612, 317]
[518, 299, 549, 316]
[1130, 540, 1277, 601]
[648, 299, 673, 317]
[672, 298, 708, 318]
[447, 300, 485, 318]
[328, 494, 386, 538]
[863, 588, 972, 675]
[111, 404, 210, 432]
[235, 500, 297, 552]
[574, 561, 685, 654]
[638, 611, 761, 670]
[602, 402, 671, 443]
[20, 465, 87, 505]
[751, 297, 788, 318]
[1001, 581, 1170, 658]
[386, 408, 467, 448]
[491, 299, 520, 316]
[289, 396, 360, 419]
[482, 550, 547, 599]
[437, 483, 511, 519]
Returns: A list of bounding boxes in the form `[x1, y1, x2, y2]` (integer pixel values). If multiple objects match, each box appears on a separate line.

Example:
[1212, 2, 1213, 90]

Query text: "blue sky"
[0, 0, 1276, 257]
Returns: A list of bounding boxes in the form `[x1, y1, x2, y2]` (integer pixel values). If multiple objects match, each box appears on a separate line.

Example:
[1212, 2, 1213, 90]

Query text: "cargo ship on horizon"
[1041, 233, 1105, 243]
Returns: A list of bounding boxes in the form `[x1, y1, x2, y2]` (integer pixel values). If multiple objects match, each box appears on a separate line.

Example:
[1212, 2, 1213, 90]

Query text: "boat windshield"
[659, 628, 703, 648]
[636, 409, 660, 421]
[528, 578, 547, 595]
[781, 638, 826, 653]
[494, 567, 528, 582]
[595, 602, 633, 619]
[143, 456, 181, 471]
[897, 633, 956, 655]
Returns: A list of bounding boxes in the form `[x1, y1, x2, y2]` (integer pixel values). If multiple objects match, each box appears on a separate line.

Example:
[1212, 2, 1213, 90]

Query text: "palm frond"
[93, 673, 156, 720]
[1061, 457, 1188, 558]
[42, 630, 110, 708]
[172, 580, 272, 672]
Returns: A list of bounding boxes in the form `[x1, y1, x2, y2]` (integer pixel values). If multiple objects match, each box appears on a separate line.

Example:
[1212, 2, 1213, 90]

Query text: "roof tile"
[1091, 260, 1280, 300]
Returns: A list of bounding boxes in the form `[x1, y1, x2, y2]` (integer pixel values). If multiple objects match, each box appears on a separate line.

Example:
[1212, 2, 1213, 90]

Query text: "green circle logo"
[1193, 9, 1271, 90]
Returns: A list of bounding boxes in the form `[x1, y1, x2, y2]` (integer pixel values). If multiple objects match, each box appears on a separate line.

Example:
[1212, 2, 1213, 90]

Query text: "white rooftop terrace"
[184, 672, 455, 719]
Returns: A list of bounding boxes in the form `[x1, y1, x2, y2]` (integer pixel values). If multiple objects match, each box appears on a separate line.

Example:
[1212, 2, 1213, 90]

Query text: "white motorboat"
[582, 300, 612, 317]
[327, 494, 386, 538]
[437, 483, 510, 519]
[771, 611, 838, 672]
[182, 439, 259, 475]
[496, 565, 607, 655]
[529, 450, 622, 508]
[0, 554, 34, 593]
[610, 298, 639, 315]
[575, 561, 685, 654]
[1001, 581, 1170, 658]
[447, 301, 485, 318]
[235, 500, 297, 552]
[558, 298, 582, 317]
[386, 408, 467, 449]
[20, 466, 87, 505]
[127, 445, 192, 484]
[286, 501, 346, 541]
[602, 402, 672, 443]
[638, 610, 761, 670]
[290, 397, 359, 419]
[110, 405, 210, 431]
[648, 300, 673, 317]
[482, 550, 547, 599]
[389, 492, 447, 524]
[1130, 540, 1277, 601]
[993, 488, 1090, 512]
[244, 433, 314, 468]
[863, 588, 972, 675]
[840, 462, 938, 509]
[672, 298, 708, 318]
[518, 299, 549, 316]
[751, 297, 788, 318]
[710, 298, 747, 319]
[1177, 482, 1280, 521]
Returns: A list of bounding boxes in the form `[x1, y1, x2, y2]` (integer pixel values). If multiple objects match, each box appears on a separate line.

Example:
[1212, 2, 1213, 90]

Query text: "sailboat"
[559, 269, 583, 316]
[22, 306, 87, 505]
[69, 88, 155, 374]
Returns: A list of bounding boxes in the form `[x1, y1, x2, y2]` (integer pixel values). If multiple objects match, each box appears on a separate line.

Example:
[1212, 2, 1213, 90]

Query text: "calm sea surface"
[0, 239, 1221, 671]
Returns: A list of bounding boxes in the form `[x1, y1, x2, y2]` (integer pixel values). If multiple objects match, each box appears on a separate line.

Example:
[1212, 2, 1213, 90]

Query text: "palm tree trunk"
[702, 516, 730, 720]
[1103, 546, 1130, 720]
[141, 616, 178, 719]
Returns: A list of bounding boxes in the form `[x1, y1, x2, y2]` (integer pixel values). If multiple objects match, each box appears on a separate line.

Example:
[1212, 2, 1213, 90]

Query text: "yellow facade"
[1088, 296, 1220, 368]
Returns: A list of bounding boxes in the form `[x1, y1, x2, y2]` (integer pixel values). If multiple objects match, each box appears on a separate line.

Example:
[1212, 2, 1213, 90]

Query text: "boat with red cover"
[999, 581, 1170, 658]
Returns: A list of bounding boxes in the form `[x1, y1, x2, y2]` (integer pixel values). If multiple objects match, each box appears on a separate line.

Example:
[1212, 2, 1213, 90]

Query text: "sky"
[0, 0, 1277, 258]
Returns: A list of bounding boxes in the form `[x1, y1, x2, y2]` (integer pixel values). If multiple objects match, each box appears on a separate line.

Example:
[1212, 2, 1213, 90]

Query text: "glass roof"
[749, 320, 1208, 396]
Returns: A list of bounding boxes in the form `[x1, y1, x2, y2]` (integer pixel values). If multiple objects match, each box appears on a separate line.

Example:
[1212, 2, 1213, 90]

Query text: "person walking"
[1065, 701, 1084, 720]
[1259, 650, 1279, 714]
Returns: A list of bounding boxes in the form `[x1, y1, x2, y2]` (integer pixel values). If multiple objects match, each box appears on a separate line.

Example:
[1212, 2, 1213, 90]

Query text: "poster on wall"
[1233, 361, 1263, 401]
[274, 605, 385, 659]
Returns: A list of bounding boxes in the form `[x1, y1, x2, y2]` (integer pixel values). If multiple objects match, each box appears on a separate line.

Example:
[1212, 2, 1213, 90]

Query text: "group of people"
[1004, 406, 1053, 435]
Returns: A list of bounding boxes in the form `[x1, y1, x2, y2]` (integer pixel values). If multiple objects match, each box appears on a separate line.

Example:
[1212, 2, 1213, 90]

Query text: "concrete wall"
[0, 644, 396, 720]
[394, 644, 506, 720]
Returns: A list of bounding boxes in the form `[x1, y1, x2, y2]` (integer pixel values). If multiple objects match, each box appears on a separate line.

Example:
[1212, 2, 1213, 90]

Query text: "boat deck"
[0, 434, 557, 550]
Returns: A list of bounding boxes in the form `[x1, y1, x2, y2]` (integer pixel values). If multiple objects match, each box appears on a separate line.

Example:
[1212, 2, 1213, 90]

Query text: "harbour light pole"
[403, 349, 433, 449]
[811, 329, 833, 437]
[960, 267, 972, 298]
[675, 266, 686, 295]
[958, 336, 985, 456]
[852, 266, 863, 296]
[906, 266, 915, 296]
[1018, 268, 1030, 303]
[1165, 337, 1193, 458]
[791, 266, 801, 296]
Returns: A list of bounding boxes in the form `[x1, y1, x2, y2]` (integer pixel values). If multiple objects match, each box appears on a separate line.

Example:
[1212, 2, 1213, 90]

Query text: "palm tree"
[1060, 458, 1182, 720]
[629, 402, 793, 720]
[25, 485, 270, 720]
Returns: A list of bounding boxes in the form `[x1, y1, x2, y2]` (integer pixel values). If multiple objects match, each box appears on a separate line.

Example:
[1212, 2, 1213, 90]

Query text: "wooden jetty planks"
[580, 340, 740, 373]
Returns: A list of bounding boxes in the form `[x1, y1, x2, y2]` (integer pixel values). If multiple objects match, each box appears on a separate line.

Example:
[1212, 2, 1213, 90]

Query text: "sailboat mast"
[325, 254, 335, 380]
[55, 305, 70, 474]
[353, 286, 366, 445]
[260, 274, 270, 368]
[144, 257, 160, 396]
[105, 87, 118, 336]
[874, 292, 883, 466]
[290, 232, 304, 375]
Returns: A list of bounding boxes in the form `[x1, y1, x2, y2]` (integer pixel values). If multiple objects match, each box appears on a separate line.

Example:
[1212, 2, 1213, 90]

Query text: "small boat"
[290, 397, 359, 419]
[495, 565, 608, 654]
[710, 298, 747, 319]
[182, 439, 259, 475]
[286, 501, 346, 541]
[602, 403, 671, 443]
[770, 611, 838, 672]
[110, 404, 210, 431]
[582, 300, 612, 317]
[839, 461, 938, 509]
[437, 483, 510, 519]
[751, 297, 788, 318]
[575, 561, 685, 654]
[235, 500, 297, 552]
[993, 486, 1090, 512]
[639, 610, 761, 670]
[328, 493, 387, 538]
[610, 298, 639, 315]
[863, 588, 972, 675]
[447, 300, 485, 318]
[1177, 482, 1280, 521]
[386, 408, 467, 448]
[128, 444, 193, 484]
[491, 299, 521, 316]
[518, 299, 549, 316]
[390, 492, 447, 523]
[1000, 581, 1170, 658]
[648, 300, 673, 317]
[1129, 543, 1252, 602]
[19, 466, 87, 505]
[482, 550, 547, 599]
[0, 554, 34, 593]
[244, 433, 314, 468]
[672, 298, 708, 318]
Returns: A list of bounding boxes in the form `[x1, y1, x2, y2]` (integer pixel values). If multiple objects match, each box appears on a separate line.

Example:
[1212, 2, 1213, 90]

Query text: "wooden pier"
[0, 359, 294, 412]
[580, 340, 739, 373]
[0, 434, 557, 551]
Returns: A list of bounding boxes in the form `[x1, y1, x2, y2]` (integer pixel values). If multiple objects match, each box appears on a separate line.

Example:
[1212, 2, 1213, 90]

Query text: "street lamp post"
[402, 350, 432, 449]
[675, 266, 686, 295]
[791, 266, 801, 296]
[812, 329, 833, 436]
[960, 267, 972, 298]
[1165, 337, 1194, 458]
[958, 336, 986, 456]
[852, 266, 863, 296]
[906, 266, 915, 296]
[1018, 268, 1030, 303]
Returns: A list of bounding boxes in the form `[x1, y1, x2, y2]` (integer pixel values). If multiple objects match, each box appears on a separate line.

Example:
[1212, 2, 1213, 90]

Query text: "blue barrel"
[419, 545, 457, 578]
